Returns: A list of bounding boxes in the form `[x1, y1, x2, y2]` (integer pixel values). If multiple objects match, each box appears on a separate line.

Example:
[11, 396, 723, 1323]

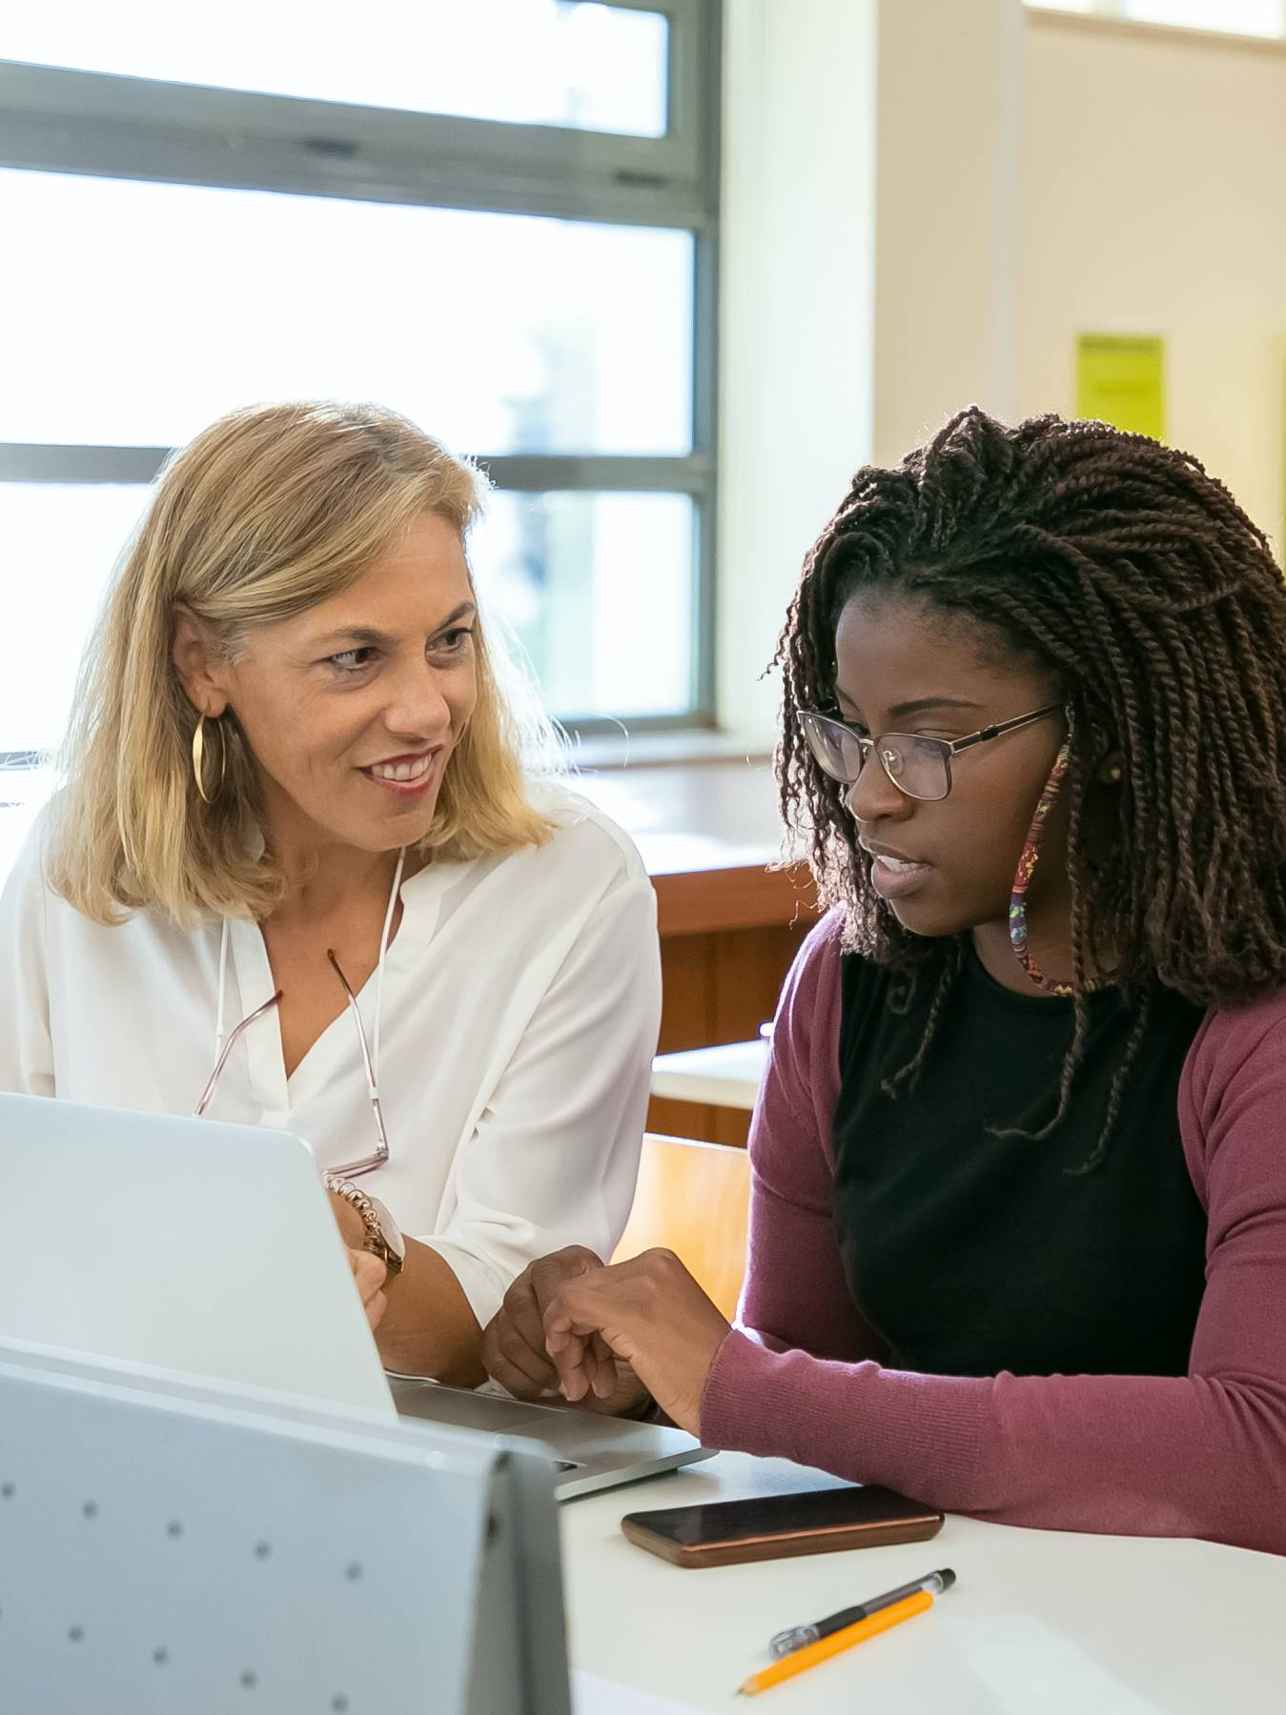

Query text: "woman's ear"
[172, 607, 229, 717]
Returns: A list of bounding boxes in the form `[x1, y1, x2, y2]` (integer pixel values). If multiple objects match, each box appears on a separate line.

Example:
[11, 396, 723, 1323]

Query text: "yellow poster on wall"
[1075, 334, 1166, 441]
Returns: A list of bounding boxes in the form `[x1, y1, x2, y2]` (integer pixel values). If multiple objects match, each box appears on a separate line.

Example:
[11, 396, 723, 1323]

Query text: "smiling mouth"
[362, 751, 438, 784]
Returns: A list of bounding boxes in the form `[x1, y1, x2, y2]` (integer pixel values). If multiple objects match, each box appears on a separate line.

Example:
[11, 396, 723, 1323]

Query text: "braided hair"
[774, 407, 1286, 1166]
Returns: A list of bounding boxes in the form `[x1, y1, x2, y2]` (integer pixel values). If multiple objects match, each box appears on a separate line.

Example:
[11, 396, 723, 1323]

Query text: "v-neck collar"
[224, 860, 451, 1115]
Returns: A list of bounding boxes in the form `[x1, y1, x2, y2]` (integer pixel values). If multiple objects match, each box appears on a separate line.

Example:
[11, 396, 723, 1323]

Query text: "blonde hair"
[50, 400, 558, 926]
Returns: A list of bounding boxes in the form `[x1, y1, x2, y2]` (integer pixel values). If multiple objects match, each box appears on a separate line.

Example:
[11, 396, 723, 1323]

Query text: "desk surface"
[563, 1453, 1286, 1714]
[575, 762, 815, 937]
[576, 760, 787, 878]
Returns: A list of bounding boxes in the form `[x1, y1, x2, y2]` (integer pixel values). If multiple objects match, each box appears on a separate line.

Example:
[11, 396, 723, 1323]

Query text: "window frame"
[0, 0, 722, 735]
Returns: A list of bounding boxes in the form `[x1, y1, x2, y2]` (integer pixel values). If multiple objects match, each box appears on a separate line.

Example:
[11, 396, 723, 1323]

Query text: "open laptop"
[0, 1091, 714, 1499]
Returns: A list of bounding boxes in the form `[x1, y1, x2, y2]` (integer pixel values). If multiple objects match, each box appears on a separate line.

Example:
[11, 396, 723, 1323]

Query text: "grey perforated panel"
[0, 1348, 570, 1715]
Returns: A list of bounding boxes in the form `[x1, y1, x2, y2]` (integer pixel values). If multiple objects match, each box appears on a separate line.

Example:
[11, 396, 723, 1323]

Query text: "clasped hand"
[481, 1245, 731, 1437]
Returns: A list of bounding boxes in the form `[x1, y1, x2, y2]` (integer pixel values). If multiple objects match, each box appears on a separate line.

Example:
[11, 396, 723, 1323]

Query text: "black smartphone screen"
[623, 1484, 937, 1547]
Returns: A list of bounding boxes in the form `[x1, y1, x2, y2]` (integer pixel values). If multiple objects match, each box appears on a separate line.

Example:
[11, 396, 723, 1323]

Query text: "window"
[2, 0, 671, 135]
[1028, 0, 1285, 35]
[0, 0, 720, 791]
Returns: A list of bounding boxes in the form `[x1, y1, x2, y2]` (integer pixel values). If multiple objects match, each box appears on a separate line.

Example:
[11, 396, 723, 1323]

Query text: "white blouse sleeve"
[418, 867, 661, 1329]
[0, 819, 56, 1097]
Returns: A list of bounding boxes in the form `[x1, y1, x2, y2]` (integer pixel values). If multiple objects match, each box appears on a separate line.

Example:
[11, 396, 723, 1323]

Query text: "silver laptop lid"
[0, 1092, 394, 1419]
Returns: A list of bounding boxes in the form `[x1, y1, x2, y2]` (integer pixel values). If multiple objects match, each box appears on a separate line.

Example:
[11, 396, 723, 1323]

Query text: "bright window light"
[1027, 0, 1284, 34]
[0, 170, 694, 457]
[0, 0, 670, 136]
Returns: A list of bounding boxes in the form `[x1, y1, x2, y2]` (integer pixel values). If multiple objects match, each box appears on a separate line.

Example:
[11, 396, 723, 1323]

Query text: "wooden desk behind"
[578, 760, 817, 1146]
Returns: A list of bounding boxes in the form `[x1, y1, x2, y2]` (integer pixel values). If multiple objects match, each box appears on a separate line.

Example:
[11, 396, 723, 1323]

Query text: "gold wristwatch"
[324, 1174, 406, 1281]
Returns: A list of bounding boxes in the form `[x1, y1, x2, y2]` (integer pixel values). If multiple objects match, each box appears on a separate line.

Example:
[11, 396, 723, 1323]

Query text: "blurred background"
[3, 1, 1284, 1123]
[2, 0, 1284, 769]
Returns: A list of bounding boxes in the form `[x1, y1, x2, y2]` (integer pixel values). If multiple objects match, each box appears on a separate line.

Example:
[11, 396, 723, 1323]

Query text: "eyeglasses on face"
[797, 703, 1063, 802]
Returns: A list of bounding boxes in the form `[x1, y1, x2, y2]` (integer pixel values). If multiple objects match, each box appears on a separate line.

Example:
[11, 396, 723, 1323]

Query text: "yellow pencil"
[737, 1589, 934, 1697]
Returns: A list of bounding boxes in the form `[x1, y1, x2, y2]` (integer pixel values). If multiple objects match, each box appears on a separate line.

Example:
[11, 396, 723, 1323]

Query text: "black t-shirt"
[832, 947, 1209, 1378]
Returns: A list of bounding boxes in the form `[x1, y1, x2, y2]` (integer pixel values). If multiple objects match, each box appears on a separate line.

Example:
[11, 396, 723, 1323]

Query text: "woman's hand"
[330, 1189, 388, 1332]
[541, 1250, 730, 1437]
[481, 1246, 649, 1416]
[329, 1188, 366, 1247]
[348, 1247, 388, 1331]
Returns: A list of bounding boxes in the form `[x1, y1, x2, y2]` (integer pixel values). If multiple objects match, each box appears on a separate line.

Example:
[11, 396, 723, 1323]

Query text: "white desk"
[650, 1040, 769, 1112]
[564, 1453, 1286, 1714]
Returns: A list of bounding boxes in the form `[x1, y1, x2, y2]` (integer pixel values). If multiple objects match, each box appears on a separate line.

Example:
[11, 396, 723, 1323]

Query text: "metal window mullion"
[688, 0, 721, 725]
[476, 455, 708, 495]
[0, 45, 698, 172]
[0, 444, 168, 484]
[0, 445, 712, 491]
[0, 107, 708, 230]
[0, 3, 709, 200]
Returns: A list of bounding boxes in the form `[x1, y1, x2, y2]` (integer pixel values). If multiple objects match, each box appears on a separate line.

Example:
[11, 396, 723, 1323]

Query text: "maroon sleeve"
[701, 985, 1286, 1556]
[736, 911, 886, 1364]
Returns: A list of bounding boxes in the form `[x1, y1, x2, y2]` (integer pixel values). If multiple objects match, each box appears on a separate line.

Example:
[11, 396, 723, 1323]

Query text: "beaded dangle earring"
[1006, 707, 1106, 998]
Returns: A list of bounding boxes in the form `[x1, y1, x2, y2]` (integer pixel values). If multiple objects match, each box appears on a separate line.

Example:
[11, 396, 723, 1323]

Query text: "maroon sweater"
[699, 912, 1286, 1555]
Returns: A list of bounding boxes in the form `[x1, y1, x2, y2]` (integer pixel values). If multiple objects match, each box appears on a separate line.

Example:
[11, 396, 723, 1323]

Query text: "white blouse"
[0, 783, 661, 1327]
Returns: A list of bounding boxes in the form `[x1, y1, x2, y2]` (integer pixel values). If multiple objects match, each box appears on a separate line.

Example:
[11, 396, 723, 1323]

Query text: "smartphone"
[620, 1484, 944, 1569]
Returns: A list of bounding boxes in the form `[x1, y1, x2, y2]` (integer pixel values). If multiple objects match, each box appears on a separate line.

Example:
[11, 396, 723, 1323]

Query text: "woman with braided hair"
[483, 407, 1286, 1553]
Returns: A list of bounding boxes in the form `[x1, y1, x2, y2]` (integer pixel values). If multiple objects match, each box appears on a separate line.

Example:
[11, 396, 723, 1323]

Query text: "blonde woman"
[0, 401, 661, 1385]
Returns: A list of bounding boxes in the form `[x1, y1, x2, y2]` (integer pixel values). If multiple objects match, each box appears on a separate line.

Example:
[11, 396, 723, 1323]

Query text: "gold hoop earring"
[192, 714, 226, 805]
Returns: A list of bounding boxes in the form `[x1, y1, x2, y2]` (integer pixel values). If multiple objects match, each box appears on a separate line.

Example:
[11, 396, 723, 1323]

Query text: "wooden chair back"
[612, 1133, 751, 1319]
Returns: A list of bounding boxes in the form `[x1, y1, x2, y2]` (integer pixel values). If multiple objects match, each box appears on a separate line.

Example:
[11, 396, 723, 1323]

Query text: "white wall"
[715, 2, 1286, 742]
[1020, 12, 1286, 556]
[872, 0, 1024, 464]
[716, 0, 878, 744]
[717, 0, 1025, 746]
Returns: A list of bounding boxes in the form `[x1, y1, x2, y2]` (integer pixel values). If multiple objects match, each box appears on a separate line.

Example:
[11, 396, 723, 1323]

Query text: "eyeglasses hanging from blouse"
[194, 850, 406, 1179]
